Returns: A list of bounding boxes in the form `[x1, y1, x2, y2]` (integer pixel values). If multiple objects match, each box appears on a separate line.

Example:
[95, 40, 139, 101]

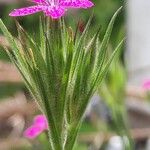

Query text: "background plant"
[99, 45, 133, 150]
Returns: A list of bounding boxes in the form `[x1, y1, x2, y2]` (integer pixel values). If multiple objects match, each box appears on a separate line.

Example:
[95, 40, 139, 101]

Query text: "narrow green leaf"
[39, 16, 46, 59]
[70, 15, 93, 78]
[92, 38, 125, 96]
[96, 6, 122, 72]
[77, 38, 125, 122]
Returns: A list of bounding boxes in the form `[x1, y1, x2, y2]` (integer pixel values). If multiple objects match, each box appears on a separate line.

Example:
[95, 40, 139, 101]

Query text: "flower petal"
[44, 6, 65, 19]
[24, 125, 44, 139]
[9, 5, 43, 16]
[142, 80, 150, 90]
[60, 0, 94, 9]
[34, 115, 48, 130]
[80, 0, 94, 8]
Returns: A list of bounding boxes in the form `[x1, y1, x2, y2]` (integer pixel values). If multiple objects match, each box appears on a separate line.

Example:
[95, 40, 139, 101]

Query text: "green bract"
[0, 7, 123, 150]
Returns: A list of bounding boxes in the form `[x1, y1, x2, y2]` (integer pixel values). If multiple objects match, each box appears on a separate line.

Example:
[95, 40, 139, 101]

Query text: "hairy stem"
[64, 122, 82, 150]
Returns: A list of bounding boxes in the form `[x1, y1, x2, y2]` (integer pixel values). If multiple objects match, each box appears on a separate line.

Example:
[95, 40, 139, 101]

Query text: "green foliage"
[99, 46, 134, 149]
[0, 7, 123, 150]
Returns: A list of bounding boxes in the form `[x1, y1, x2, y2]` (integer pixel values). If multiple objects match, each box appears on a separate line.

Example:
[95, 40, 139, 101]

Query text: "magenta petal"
[60, 0, 94, 9]
[81, 0, 94, 8]
[44, 6, 65, 19]
[24, 125, 43, 139]
[9, 0, 94, 19]
[34, 115, 48, 130]
[142, 80, 150, 90]
[9, 5, 43, 17]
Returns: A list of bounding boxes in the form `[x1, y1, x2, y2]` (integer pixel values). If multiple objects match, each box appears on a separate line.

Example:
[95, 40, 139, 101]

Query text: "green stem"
[112, 106, 134, 150]
[64, 122, 81, 150]
[33, 71, 63, 150]
[122, 134, 134, 150]
[118, 130, 133, 150]
[46, 113, 63, 150]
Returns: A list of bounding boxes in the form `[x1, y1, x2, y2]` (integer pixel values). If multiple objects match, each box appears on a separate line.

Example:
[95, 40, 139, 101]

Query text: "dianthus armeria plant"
[0, 0, 124, 149]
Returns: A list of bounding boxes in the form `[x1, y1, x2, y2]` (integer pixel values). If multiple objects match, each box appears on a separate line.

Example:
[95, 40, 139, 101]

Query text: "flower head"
[24, 115, 48, 139]
[142, 79, 150, 91]
[9, 0, 94, 19]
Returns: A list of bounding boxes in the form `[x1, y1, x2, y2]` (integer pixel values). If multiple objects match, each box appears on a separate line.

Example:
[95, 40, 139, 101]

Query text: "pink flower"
[24, 115, 48, 139]
[142, 79, 150, 90]
[9, 0, 94, 19]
